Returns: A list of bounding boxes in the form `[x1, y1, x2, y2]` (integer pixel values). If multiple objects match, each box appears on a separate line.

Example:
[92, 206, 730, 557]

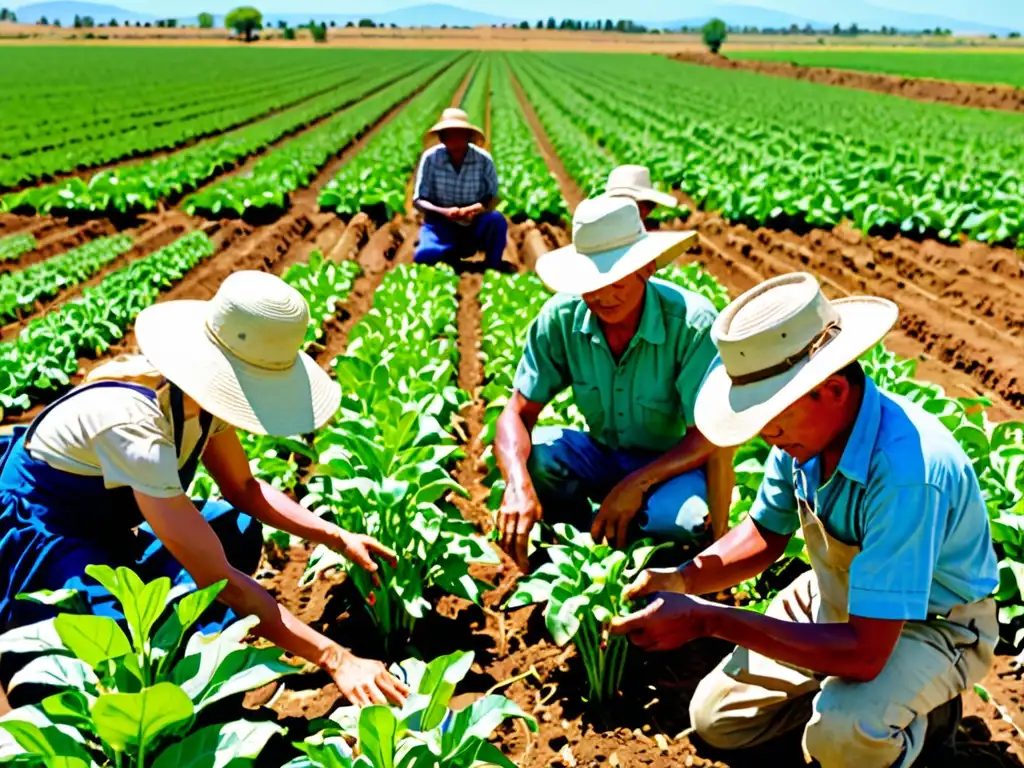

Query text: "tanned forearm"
[414, 198, 449, 216]
[680, 517, 792, 596]
[705, 447, 736, 540]
[494, 393, 542, 491]
[224, 477, 340, 549]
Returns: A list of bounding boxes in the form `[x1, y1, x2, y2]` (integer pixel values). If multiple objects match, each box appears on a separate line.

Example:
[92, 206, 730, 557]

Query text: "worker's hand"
[624, 566, 689, 602]
[461, 203, 485, 219]
[498, 482, 542, 573]
[321, 646, 409, 707]
[332, 530, 397, 588]
[609, 593, 713, 652]
[591, 476, 646, 549]
[445, 206, 464, 220]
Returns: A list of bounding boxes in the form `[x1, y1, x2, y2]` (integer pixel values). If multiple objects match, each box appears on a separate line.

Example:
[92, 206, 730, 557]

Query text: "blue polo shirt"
[750, 378, 999, 621]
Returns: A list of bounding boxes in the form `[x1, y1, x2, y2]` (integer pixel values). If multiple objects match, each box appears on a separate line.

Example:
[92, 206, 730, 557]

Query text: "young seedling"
[505, 524, 670, 704]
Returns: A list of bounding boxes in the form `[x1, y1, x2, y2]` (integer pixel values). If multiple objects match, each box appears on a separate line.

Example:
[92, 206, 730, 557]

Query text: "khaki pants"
[689, 571, 997, 767]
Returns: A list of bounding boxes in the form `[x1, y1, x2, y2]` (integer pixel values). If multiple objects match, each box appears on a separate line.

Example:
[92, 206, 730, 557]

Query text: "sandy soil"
[672, 51, 1024, 112]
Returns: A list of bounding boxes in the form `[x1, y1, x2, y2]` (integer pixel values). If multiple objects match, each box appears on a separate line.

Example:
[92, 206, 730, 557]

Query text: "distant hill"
[264, 4, 518, 28]
[658, 5, 822, 30]
[15, 1, 156, 24]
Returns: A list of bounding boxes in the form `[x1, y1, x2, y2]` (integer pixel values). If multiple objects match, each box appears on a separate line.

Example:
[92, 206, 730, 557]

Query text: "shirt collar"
[834, 377, 883, 485]
[574, 282, 667, 346]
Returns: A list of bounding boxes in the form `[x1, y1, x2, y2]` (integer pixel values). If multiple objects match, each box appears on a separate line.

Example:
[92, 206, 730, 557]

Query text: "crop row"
[318, 55, 475, 220]
[183, 55, 456, 220]
[1, 61, 342, 166]
[0, 233, 36, 264]
[0, 233, 134, 323]
[512, 52, 1024, 247]
[0, 231, 216, 415]
[1, 52, 446, 217]
[0, 64, 376, 191]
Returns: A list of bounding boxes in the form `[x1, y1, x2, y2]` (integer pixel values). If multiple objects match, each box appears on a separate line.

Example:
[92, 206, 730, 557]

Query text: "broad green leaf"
[357, 707, 398, 768]
[150, 719, 285, 768]
[8, 655, 97, 693]
[54, 614, 131, 668]
[0, 619, 64, 655]
[175, 645, 298, 711]
[91, 683, 193, 751]
[412, 651, 473, 731]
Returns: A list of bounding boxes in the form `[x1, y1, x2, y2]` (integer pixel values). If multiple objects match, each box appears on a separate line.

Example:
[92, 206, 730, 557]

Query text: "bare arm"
[705, 446, 736, 541]
[134, 491, 407, 706]
[494, 390, 546, 571]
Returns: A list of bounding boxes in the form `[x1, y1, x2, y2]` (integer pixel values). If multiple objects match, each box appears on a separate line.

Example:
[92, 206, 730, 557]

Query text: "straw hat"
[425, 107, 484, 145]
[694, 273, 898, 447]
[605, 165, 679, 210]
[536, 196, 697, 295]
[135, 271, 341, 437]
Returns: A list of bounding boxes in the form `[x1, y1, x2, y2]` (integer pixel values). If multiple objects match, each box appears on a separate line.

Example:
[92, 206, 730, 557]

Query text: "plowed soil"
[670, 52, 1024, 113]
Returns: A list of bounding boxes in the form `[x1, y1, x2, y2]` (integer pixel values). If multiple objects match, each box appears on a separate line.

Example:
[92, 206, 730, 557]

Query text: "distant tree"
[345, 20, 354, 27]
[518, 20, 529, 29]
[329, 20, 336, 27]
[282, 25, 295, 39]
[156, 19, 165, 27]
[225, 6, 262, 41]
[802, 23, 813, 34]
[848, 22, 859, 35]
[39, 15, 48, 24]
[357, 18, 374, 27]
[546, 16, 555, 29]
[73, 13, 82, 27]
[702, 17, 728, 53]
[309, 21, 327, 41]
[54, 18, 61, 26]
[832, 22, 841, 35]
[1010, 31, 1021, 38]
[535, 20, 542, 29]
[788, 22, 798, 34]
[134, 20, 141, 26]
[276, 19, 286, 28]
[109, 17, 118, 26]
[390, 22, 397, 28]
[880, 24, 888, 34]
[143, 21, 151, 27]
[198, 12, 214, 28]
[0, 8, 12, 21]
[604, 19, 613, 31]
[615, 19, 625, 31]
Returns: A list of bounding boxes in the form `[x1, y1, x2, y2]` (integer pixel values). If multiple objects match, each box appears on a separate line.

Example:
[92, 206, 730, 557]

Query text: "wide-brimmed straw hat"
[605, 165, 679, 210]
[135, 271, 341, 437]
[425, 107, 484, 145]
[694, 273, 898, 447]
[536, 196, 697, 295]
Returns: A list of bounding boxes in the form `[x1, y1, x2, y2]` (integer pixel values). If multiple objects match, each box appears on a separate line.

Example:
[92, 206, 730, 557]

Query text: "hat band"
[728, 323, 842, 387]
[204, 319, 296, 372]
[577, 229, 645, 256]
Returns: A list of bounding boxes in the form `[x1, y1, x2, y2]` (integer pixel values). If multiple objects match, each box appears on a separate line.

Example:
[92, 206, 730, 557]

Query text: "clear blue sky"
[107, 0, 1024, 27]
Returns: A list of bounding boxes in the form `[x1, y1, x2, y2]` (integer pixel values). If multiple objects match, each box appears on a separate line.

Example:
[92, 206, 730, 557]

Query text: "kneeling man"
[613, 272, 999, 767]
[495, 195, 735, 571]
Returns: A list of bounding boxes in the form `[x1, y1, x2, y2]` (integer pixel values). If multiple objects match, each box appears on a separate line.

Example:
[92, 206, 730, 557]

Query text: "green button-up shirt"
[513, 278, 720, 453]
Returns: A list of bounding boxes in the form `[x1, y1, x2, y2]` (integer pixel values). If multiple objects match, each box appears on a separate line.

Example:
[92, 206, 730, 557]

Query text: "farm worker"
[604, 164, 682, 224]
[612, 272, 999, 767]
[494, 195, 736, 573]
[0, 271, 409, 710]
[412, 107, 510, 272]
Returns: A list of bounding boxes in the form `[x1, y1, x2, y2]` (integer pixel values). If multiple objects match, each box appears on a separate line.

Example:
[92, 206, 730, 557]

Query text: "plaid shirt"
[413, 144, 499, 211]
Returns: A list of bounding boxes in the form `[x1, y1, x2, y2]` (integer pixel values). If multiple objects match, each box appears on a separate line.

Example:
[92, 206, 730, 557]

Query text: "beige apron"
[689, 464, 998, 768]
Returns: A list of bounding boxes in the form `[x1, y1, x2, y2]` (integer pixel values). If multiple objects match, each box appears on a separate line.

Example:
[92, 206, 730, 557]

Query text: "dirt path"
[670, 52, 1024, 114]
[0, 216, 122, 275]
[508, 69, 585, 210]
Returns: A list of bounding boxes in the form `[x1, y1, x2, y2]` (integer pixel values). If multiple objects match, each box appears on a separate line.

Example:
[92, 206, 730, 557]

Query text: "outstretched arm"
[494, 391, 546, 571]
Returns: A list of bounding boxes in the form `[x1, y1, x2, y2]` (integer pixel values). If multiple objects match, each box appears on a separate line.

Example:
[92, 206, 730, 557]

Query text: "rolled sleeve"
[512, 301, 569, 405]
[748, 447, 800, 535]
[849, 483, 946, 620]
[91, 422, 184, 499]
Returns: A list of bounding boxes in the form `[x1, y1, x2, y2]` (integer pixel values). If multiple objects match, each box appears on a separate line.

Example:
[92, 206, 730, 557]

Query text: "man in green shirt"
[494, 196, 735, 572]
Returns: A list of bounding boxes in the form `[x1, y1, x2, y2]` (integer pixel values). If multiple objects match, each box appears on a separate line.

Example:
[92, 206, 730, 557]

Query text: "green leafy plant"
[0, 565, 297, 768]
[288, 650, 537, 768]
[506, 524, 669, 703]
[0, 233, 36, 263]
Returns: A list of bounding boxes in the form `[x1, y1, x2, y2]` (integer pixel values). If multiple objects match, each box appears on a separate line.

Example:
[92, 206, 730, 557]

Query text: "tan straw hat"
[135, 271, 341, 436]
[605, 165, 679, 210]
[694, 273, 898, 447]
[536, 196, 697, 295]
[426, 107, 484, 144]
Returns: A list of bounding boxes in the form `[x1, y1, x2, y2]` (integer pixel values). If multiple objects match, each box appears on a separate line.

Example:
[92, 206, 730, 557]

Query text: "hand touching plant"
[505, 524, 669, 703]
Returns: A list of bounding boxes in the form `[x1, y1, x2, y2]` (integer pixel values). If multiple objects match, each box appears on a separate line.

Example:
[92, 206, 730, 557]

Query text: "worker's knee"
[641, 469, 708, 539]
[479, 210, 508, 234]
[688, 672, 761, 750]
[525, 428, 577, 498]
[804, 681, 890, 764]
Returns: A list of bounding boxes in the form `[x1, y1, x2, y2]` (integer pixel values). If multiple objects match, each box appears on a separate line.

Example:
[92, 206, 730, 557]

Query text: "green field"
[733, 48, 1024, 87]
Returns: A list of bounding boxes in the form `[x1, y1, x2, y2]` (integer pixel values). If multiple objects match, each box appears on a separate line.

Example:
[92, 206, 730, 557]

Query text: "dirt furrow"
[507, 69, 585, 210]
[0, 213, 196, 342]
[0, 219, 123, 276]
[671, 52, 1024, 114]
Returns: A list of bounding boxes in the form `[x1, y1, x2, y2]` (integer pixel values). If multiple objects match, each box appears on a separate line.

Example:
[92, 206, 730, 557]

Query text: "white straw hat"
[605, 165, 679, 210]
[695, 273, 898, 447]
[135, 271, 341, 436]
[536, 196, 697, 295]
[425, 107, 484, 145]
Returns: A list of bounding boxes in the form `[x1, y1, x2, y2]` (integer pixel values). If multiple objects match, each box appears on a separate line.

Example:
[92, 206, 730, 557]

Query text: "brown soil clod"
[670, 52, 1024, 114]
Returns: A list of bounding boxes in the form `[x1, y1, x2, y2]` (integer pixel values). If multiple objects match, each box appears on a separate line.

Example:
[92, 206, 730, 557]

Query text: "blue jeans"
[414, 211, 508, 268]
[527, 427, 709, 541]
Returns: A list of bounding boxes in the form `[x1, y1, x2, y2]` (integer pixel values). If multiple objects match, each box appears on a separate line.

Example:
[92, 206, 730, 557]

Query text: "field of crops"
[0, 45, 1022, 767]
[733, 48, 1024, 88]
